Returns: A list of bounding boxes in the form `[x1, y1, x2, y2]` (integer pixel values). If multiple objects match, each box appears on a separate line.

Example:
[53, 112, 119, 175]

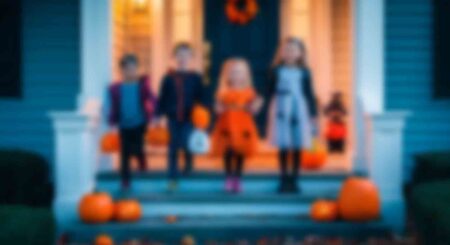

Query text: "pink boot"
[225, 177, 234, 193]
[233, 177, 242, 193]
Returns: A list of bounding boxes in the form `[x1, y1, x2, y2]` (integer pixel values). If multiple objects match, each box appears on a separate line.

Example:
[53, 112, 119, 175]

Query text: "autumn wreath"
[225, 0, 259, 25]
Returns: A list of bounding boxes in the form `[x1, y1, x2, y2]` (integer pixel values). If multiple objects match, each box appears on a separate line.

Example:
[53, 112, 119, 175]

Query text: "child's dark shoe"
[277, 178, 289, 193]
[287, 177, 300, 194]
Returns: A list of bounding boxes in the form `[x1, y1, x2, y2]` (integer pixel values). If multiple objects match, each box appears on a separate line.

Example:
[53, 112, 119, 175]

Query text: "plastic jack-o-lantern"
[338, 177, 381, 221]
[95, 234, 114, 245]
[302, 139, 327, 170]
[100, 132, 120, 153]
[310, 200, 339, 222]
[192, 105, 211, 130]
[78, 192, 114, 224]
[114, 200, 142, 222]
[145, 127, 170, 146]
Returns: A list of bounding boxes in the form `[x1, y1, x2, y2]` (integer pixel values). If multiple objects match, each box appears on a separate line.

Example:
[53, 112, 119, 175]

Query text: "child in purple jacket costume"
[107, 54, 156, 190]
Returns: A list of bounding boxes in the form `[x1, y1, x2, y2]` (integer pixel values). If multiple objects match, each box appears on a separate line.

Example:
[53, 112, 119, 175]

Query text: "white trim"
[354, 0, 385, 114]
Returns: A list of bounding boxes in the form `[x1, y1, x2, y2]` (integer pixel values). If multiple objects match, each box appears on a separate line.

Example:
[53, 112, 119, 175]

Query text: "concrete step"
[62, 216, 390, 244]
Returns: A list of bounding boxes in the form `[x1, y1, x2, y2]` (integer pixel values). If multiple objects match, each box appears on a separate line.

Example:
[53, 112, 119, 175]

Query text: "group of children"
[106, 38, 320, 194]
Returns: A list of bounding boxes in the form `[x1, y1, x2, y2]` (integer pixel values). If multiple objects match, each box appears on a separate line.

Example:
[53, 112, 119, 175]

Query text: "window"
[0, 0, 21, 98]
[434, 0, 450, 98]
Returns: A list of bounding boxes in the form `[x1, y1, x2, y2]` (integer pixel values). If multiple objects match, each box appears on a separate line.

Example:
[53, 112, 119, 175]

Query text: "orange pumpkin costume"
[211, 88, 259, 157]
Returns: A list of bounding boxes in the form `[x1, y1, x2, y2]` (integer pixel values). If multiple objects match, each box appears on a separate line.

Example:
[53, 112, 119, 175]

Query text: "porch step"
[96, 171, 352, 195]
[63, 216, 390, 243]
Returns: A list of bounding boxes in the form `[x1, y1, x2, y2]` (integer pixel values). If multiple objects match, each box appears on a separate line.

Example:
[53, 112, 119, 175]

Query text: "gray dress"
[267, 67, 314, 150]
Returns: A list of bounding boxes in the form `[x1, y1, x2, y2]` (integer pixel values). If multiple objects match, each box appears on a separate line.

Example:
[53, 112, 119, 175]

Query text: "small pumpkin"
[78, 192, 114, 224]
[114, 200, 142, 222]
[165, 215, 178, 224]
[192, 105, 210, 129]
[302, 139, 327, 170]
[145, 126, 170, 146]
[338, 177, 381, 221]
[95, 234, 114, 245]
[100, 132, 120, 153]
[310, 200, 339, 222]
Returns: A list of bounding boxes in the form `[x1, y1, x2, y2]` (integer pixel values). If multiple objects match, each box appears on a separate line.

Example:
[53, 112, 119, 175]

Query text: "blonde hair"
[216, 58, 254, 97]
[271, 37, 308, 68]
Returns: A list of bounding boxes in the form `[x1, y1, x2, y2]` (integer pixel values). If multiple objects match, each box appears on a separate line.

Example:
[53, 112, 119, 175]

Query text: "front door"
[204, 0, 280, 134]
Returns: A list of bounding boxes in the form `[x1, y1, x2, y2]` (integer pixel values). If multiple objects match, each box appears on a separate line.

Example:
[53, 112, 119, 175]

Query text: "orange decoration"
[78, 192, 114, 224]
[338, 177, 381, 221]
[192, 105, 211, 129]
[145, 126, 170, 146]
[326, 122, 347, 140]
[95, 234, 114, 245]
[100, 132, 120, 153]
[114, 200, 142, 222]
[310, 200, 339, 222]
[165, 215, 178, 224]
[211, 88, 259, 157]
[302, 139, 327, 170]
[225, 0, 259, 25]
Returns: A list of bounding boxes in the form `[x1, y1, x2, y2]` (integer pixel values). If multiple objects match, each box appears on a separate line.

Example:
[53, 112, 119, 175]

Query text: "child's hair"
[173, 42, 194, 55]
[216, 58, 254, 96]
[271, 37, 308, 68]
[120, 54, 139, 68]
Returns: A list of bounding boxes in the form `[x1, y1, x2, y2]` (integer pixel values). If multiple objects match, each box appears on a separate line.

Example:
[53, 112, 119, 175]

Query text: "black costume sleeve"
[156, 75, 170, 116]
[303, 69, 318, 118]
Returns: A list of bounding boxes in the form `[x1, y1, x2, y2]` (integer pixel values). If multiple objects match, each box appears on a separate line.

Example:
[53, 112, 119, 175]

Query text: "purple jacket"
[108, 76, 157, 126]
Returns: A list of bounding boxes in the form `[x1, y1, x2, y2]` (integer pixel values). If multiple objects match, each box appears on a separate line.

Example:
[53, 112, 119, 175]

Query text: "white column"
[151, 0, 168, 93]
[368, 111, 410, 233]
[78, 0, 112, 111]
[50, 112, 101, 223]
[354, 0, 385, 114]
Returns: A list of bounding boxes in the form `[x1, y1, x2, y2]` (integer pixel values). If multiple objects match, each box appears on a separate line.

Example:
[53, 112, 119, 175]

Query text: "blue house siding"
[386, 0, 450, 180]
[0, 0, 80, 165]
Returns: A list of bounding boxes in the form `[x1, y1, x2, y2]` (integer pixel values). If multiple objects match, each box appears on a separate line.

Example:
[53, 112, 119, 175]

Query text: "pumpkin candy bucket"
[302, 138, 327, 170]
[145, 126, 170, 146]
[192, 105, 211, 130]
[100, 132, 120, 153]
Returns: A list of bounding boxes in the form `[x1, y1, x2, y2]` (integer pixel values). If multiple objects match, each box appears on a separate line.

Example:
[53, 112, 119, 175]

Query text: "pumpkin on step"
[192, 105, 210, 129]
[310, 200, 339, 222]
[78, 192, 114, 224]
[145, 126, 170, 146]
[338, 177, 380, 221]
[114, 199, 142, 222]
[302, 139, 327, 170]
[100, 132, 120, 153]
[95, 234, 114, 245]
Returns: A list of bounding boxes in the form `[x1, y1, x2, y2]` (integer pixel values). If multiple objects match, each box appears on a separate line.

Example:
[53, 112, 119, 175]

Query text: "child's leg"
[224, 149, 234, 192]
[234, 153, 244, 178]
[168, 121, 180, 181]
[278, 149, 289, 192]
[290, 149, 301, 192]
[183, 151, 193, 174]
[119, 129, 132, 189]
[136, 125, 148, 171]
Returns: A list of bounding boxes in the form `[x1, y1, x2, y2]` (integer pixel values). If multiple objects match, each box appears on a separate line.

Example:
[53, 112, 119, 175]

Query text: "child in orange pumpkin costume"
[211, 58, 263, 193]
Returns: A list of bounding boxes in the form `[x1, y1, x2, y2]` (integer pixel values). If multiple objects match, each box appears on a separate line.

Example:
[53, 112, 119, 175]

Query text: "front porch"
[50, 0, 409, 243]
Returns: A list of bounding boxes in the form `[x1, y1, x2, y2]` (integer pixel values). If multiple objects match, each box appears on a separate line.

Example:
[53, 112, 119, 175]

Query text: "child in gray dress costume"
[267, 37, 318, 193]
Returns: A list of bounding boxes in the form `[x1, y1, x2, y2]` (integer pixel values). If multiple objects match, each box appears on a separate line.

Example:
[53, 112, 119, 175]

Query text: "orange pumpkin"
[326, 122, 347, 140]
[145, 126, 170, 146]
[192, 105, 211, 129]
[78, 192, 114, 224]
[165, 215, 178, 224]
[338, 177, 381, 221]
[302, 139, 327, 170]
[100, 132, 120, 153]
[310, 200, 339, 222]
[95, 234, 114, 245]
[114, 200, 142, 222]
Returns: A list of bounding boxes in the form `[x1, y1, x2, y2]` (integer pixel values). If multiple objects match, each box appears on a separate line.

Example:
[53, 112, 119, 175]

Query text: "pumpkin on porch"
[114, 200, 142, 222]
[100, 132, 120, 153]
[78, 192, 114, 224]
[145, 126, 170, 146]
[192, 105, 211, 129]
[338, 177, 381, 221]
[95, 234, 114, 245]
[310, 200, 339, 222]
[302, 139, 327, 170]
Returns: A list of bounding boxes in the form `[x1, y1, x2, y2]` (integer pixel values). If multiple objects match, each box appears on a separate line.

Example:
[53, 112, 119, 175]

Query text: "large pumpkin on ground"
[192, 105, 211, 129]
[338, 177, 381, 221]
[78, 192, 114, 224]
[95, 234, 114, 245]
[302, 139, 327, 170]
[145, 126, 170, 146]
[310, 200, 339, 222]
[100, 132, 120, 153]
[114, 200, 142, 222]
